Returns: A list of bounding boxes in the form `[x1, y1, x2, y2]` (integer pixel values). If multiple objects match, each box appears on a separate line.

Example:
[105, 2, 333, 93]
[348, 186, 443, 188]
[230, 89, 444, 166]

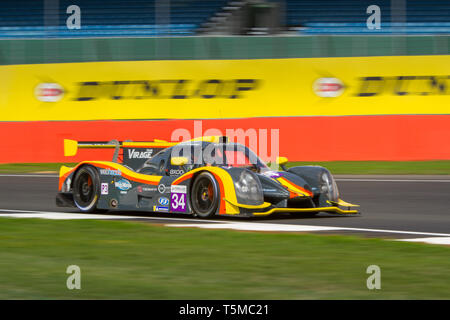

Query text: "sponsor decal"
[73, 79, 259, 101]
[313, 78, 345, 98]
[170, 192, 187, 213]
[262, 188, 278, 193]
[35, 83, 64, 102]
[100, 168, 122, 176]
[143, 187, 157, 192]
[127, 148, 153, 159]
[101, 183, 109, 195]
[315, 75, 450, 98]
[263, 171, 284, 178]
[355, 75, 450, 97]
[169, 169, 185, 176]
[171, 185, 187, 194]
[158, 184, 166, 193]
[158, 197, 170, 206]
[6, 57, 450, 123]
[153, 205, 169, 212]
[115, 179, 132, 191]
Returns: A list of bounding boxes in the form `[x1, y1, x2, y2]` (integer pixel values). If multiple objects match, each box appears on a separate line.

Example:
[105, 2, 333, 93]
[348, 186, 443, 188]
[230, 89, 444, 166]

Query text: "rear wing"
[64, 139, 176, 170]
[64, 136, 229, 170]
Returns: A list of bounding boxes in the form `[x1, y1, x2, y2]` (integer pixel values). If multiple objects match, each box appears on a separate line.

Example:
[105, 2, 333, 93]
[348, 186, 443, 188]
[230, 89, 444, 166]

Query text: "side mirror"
[276, 156, 288, 171]
[171, 157, 188, 166]
[276, 156, 288, 165]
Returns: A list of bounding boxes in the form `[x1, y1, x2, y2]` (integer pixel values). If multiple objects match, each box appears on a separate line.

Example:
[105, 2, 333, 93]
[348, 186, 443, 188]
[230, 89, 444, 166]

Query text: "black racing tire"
[73, 165, 101, 213]
[191, 172, 220, 218]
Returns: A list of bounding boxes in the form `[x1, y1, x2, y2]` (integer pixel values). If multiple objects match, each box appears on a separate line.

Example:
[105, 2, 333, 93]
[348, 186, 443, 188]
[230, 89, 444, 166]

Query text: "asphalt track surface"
[0, 174, 449, 239]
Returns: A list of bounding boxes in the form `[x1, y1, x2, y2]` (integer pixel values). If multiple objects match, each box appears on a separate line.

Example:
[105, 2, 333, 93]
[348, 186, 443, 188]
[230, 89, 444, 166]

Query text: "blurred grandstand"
[0, 0, 449, 38]
[285, 0, 450, 34]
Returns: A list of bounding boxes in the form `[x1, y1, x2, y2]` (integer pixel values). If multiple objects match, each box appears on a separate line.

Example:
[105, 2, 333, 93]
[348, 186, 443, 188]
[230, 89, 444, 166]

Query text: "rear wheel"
[191, 172, 220, 218]
[73, 166, 101, 213]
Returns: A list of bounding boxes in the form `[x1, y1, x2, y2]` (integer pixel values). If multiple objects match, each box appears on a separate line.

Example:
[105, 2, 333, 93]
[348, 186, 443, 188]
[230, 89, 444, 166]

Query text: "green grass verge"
[0, 218, 449, 299]
[1, 161, 450, 174]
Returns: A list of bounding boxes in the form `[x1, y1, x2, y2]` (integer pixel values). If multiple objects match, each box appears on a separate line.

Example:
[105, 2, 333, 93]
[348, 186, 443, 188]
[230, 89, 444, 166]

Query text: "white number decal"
[171, 193, 186, 212]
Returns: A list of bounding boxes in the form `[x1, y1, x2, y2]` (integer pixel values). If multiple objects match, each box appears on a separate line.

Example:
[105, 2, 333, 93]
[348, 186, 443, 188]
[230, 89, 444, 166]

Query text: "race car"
[56, 136, 359, 217]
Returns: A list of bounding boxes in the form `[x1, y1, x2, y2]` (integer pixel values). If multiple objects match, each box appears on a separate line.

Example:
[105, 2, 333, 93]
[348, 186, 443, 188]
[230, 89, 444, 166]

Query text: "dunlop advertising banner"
[1, 55, 450, 121]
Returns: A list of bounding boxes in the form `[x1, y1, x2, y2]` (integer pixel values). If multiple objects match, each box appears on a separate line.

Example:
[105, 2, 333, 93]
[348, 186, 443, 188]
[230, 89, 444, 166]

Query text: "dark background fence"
[0, 35, 448, 65]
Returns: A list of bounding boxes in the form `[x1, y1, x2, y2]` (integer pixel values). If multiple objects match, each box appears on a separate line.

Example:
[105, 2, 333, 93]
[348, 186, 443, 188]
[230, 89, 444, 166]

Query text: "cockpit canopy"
[138, 141, 269, 175]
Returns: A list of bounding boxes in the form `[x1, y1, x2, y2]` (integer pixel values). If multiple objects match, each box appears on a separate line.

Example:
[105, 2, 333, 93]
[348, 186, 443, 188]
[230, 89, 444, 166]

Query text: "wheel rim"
[193, 176, 216, 214]
[74, 170, 97, 209]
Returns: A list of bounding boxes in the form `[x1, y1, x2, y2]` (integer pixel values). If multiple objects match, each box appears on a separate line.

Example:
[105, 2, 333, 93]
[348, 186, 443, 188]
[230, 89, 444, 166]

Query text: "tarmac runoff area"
[0, 174, 449, 246]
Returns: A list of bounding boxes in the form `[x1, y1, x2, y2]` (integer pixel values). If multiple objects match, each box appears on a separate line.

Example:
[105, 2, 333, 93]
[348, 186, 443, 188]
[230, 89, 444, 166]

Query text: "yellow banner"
[1, 55, 449, 121]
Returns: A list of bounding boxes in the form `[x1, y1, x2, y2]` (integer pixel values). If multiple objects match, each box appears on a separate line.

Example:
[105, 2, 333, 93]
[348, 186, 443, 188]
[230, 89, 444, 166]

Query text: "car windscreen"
[208, 143, 269, 171]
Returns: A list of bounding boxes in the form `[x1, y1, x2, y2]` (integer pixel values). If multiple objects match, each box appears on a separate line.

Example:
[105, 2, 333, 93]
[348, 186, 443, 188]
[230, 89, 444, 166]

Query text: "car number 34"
[171, 193, 186, 212]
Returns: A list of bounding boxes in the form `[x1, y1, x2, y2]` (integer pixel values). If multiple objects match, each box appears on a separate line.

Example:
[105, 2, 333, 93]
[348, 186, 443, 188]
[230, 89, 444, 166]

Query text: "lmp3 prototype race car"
[56, 136, 359, 218]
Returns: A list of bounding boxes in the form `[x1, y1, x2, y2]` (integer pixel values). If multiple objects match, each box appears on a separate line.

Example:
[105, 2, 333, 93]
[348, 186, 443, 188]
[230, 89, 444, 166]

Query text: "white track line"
[0, 212, 139, 220]
[2, 210, 449, 246]
[167, 222, 450, 237]
[327, 227, 450, 237]
[0, 209, 226, 223]
[1, 208, 449, 238]
[167, 223, 343, 232]
[397, 237, 450, 245]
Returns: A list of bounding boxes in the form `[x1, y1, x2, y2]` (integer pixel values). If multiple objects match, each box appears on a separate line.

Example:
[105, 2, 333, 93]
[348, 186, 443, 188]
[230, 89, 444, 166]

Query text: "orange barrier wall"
[1, 115, 449, 163]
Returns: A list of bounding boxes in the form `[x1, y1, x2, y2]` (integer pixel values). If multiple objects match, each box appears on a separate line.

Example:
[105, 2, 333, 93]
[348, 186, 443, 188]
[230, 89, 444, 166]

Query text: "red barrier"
[1, 115, 450, 163]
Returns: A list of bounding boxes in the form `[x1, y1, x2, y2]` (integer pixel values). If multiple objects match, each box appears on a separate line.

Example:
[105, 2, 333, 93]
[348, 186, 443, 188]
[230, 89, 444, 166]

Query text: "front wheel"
[73, 166, 101, 213]
[191, 172, 220, 218]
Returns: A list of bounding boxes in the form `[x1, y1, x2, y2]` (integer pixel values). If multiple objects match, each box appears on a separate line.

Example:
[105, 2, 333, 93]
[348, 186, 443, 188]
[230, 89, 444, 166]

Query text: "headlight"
[321, 172, 339, 201]
[234, 170, 263, 205]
